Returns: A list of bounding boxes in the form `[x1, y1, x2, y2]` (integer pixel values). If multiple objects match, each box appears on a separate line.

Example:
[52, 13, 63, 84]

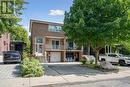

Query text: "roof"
[29, 19, 64, 32]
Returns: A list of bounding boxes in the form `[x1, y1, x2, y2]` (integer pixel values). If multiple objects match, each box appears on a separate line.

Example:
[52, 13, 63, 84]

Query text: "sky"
[20, 0, 73, 33]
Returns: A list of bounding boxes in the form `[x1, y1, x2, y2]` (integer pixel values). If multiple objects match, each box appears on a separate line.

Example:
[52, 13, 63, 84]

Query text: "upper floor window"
[36, 37, 43, 43]
[48, 25, 62, 32]
[68, 42, 74, 48]
[52, 40, 60, 49]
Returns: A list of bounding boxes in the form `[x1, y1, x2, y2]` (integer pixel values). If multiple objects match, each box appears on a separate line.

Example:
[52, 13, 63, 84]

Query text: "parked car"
[99, 53, 130, 66]
[3, 51, 21, 64]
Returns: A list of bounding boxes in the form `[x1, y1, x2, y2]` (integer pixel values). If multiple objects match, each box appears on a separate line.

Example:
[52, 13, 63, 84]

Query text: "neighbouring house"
[30, 20, 83, 62]
[10, 40, 26, 54]
[0, 33, 10, 53]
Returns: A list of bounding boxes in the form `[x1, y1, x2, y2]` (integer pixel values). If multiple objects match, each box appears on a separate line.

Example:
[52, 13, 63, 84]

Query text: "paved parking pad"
[45, 63, 104, 76]
[0, 64, 20, 79]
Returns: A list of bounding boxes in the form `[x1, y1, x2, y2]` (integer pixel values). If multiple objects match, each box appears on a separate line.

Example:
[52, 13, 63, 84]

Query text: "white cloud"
[49, 9, 65, 16]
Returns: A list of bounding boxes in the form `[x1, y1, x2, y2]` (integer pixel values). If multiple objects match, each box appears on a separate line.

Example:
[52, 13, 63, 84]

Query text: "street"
[37, 76, 130, 87]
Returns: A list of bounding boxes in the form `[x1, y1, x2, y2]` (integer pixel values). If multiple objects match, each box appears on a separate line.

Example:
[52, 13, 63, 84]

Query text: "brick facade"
[0, 33, 10, 53]
[30, 20, 82, 62]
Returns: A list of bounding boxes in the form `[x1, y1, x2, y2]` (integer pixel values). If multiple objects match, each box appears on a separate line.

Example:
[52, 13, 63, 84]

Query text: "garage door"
[50, 52, 61, 62]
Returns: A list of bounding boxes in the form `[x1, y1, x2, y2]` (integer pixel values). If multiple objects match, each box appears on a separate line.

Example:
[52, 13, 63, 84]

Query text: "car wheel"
[3, 62, 7, 64]
[119, 60, 126, 66]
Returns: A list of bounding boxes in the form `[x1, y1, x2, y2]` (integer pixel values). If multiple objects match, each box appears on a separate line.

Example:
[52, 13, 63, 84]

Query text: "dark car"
[3, 51, 21, 64]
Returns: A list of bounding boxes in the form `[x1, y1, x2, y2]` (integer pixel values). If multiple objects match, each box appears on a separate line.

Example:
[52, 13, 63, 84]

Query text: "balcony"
[45, 45, 65, 51]
[66, 46, 81, 51]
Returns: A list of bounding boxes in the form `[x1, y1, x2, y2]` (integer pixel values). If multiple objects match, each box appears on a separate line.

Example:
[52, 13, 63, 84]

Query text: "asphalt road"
[36, 76, 130, 87]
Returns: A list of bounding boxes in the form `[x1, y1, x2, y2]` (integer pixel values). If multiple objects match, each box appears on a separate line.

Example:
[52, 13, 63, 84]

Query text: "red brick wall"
[0, 33, 10, 52]
[30, 21, 65, 55]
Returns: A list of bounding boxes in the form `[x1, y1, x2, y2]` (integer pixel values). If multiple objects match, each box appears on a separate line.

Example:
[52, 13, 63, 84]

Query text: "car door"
[108, 54, 119, 63]
[107, 54, 114, 62]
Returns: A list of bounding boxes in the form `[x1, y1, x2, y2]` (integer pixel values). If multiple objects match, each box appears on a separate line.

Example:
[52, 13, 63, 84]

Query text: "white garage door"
[50, 52, 61, 62]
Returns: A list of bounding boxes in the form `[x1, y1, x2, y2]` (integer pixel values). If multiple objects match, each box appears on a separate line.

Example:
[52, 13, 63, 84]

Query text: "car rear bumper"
[4, 59, 21, 63]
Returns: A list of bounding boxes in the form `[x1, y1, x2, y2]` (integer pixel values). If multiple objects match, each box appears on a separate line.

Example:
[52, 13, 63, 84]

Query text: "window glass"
[48, 25, 62, 32]
[108, 54, 117, 57]
[36, 37, 43, 43]
[68, 42, 73, 48]
[52, 40, 59, 49]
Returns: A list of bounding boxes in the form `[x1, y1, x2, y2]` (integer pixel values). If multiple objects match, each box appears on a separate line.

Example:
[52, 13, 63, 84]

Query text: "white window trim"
[48, 25, 62, 32]
[35, 37, 43, 56]
[51, 39, 60, 49]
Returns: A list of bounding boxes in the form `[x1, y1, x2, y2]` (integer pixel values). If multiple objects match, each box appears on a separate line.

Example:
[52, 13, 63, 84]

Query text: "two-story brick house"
[30, 20, 82, 62]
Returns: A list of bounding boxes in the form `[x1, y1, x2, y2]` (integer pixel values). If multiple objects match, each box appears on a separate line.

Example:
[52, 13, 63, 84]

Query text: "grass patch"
[80, 62, 119, 72]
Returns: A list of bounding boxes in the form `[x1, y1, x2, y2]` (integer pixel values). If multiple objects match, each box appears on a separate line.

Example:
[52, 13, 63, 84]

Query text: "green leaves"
[21, 58, 44, 77]
[63, 0, 130, 47]
[0, 0, 25, 34]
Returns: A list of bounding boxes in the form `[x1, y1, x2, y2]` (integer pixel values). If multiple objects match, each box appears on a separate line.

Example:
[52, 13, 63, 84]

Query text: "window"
[52, 40, 59, 49]
[36, 37, 43, 43]
[68, 42, 73, 48]
[35, 37, 43, 53]
[48, 25, 62, 32]
[108, 54, 117, 57]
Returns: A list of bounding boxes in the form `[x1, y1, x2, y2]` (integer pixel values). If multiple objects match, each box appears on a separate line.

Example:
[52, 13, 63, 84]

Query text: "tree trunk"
[95, 51, 99, 65]
[87, 44, 90, 55]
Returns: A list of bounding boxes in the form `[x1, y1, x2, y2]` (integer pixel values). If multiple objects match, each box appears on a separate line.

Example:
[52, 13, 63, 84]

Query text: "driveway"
[30, 63, 130, 87]
[45, 63, 104, 76]
[0, 62, 130, 87]
[0, 64, 20, 79]
[0, 64, 29, 87]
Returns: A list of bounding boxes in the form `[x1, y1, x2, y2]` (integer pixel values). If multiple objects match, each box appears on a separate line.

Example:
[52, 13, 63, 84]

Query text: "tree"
[11, 26, 30, 53]
[0, 0, 30, 52]
[63, 0, 130, 64]
[0, 0, 26, 34]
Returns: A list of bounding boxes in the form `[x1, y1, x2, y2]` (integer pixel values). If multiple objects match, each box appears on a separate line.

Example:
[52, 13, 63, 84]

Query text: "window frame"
[48, 25, 62, 32]
[35, 37, 43, 53]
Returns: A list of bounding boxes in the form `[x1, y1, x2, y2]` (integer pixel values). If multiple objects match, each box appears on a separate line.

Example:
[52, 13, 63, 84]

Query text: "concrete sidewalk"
[1, 70, 130, 87]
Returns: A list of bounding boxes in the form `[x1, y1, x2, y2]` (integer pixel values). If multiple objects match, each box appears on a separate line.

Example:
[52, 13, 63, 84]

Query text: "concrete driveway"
[0, 64, 20, 79]
[0, 64, 29, 87]
[0, 62, 130, 87]
[31, 63, 130, 87]
[45, 62, 104, 76]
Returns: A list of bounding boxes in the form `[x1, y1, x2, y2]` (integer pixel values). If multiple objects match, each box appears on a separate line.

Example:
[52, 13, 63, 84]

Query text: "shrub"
[90, 59, 94, 64]
[80, 57, 87, 65]
[22, 52, 28, 59]
[21, 58, 44, 77]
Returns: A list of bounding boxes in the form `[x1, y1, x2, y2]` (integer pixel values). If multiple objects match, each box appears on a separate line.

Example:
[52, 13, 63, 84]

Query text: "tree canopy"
[0, 0, 29, 52]
[0, 0, 26, 34]
[63, 0, 130, 64]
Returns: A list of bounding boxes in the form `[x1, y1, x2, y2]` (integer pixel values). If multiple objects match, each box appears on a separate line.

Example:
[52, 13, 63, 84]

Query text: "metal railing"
[45, 45, 64, 50]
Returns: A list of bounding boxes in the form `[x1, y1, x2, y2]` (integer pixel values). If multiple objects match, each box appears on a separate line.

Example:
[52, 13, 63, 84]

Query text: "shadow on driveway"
[42, 63, 120, 77]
